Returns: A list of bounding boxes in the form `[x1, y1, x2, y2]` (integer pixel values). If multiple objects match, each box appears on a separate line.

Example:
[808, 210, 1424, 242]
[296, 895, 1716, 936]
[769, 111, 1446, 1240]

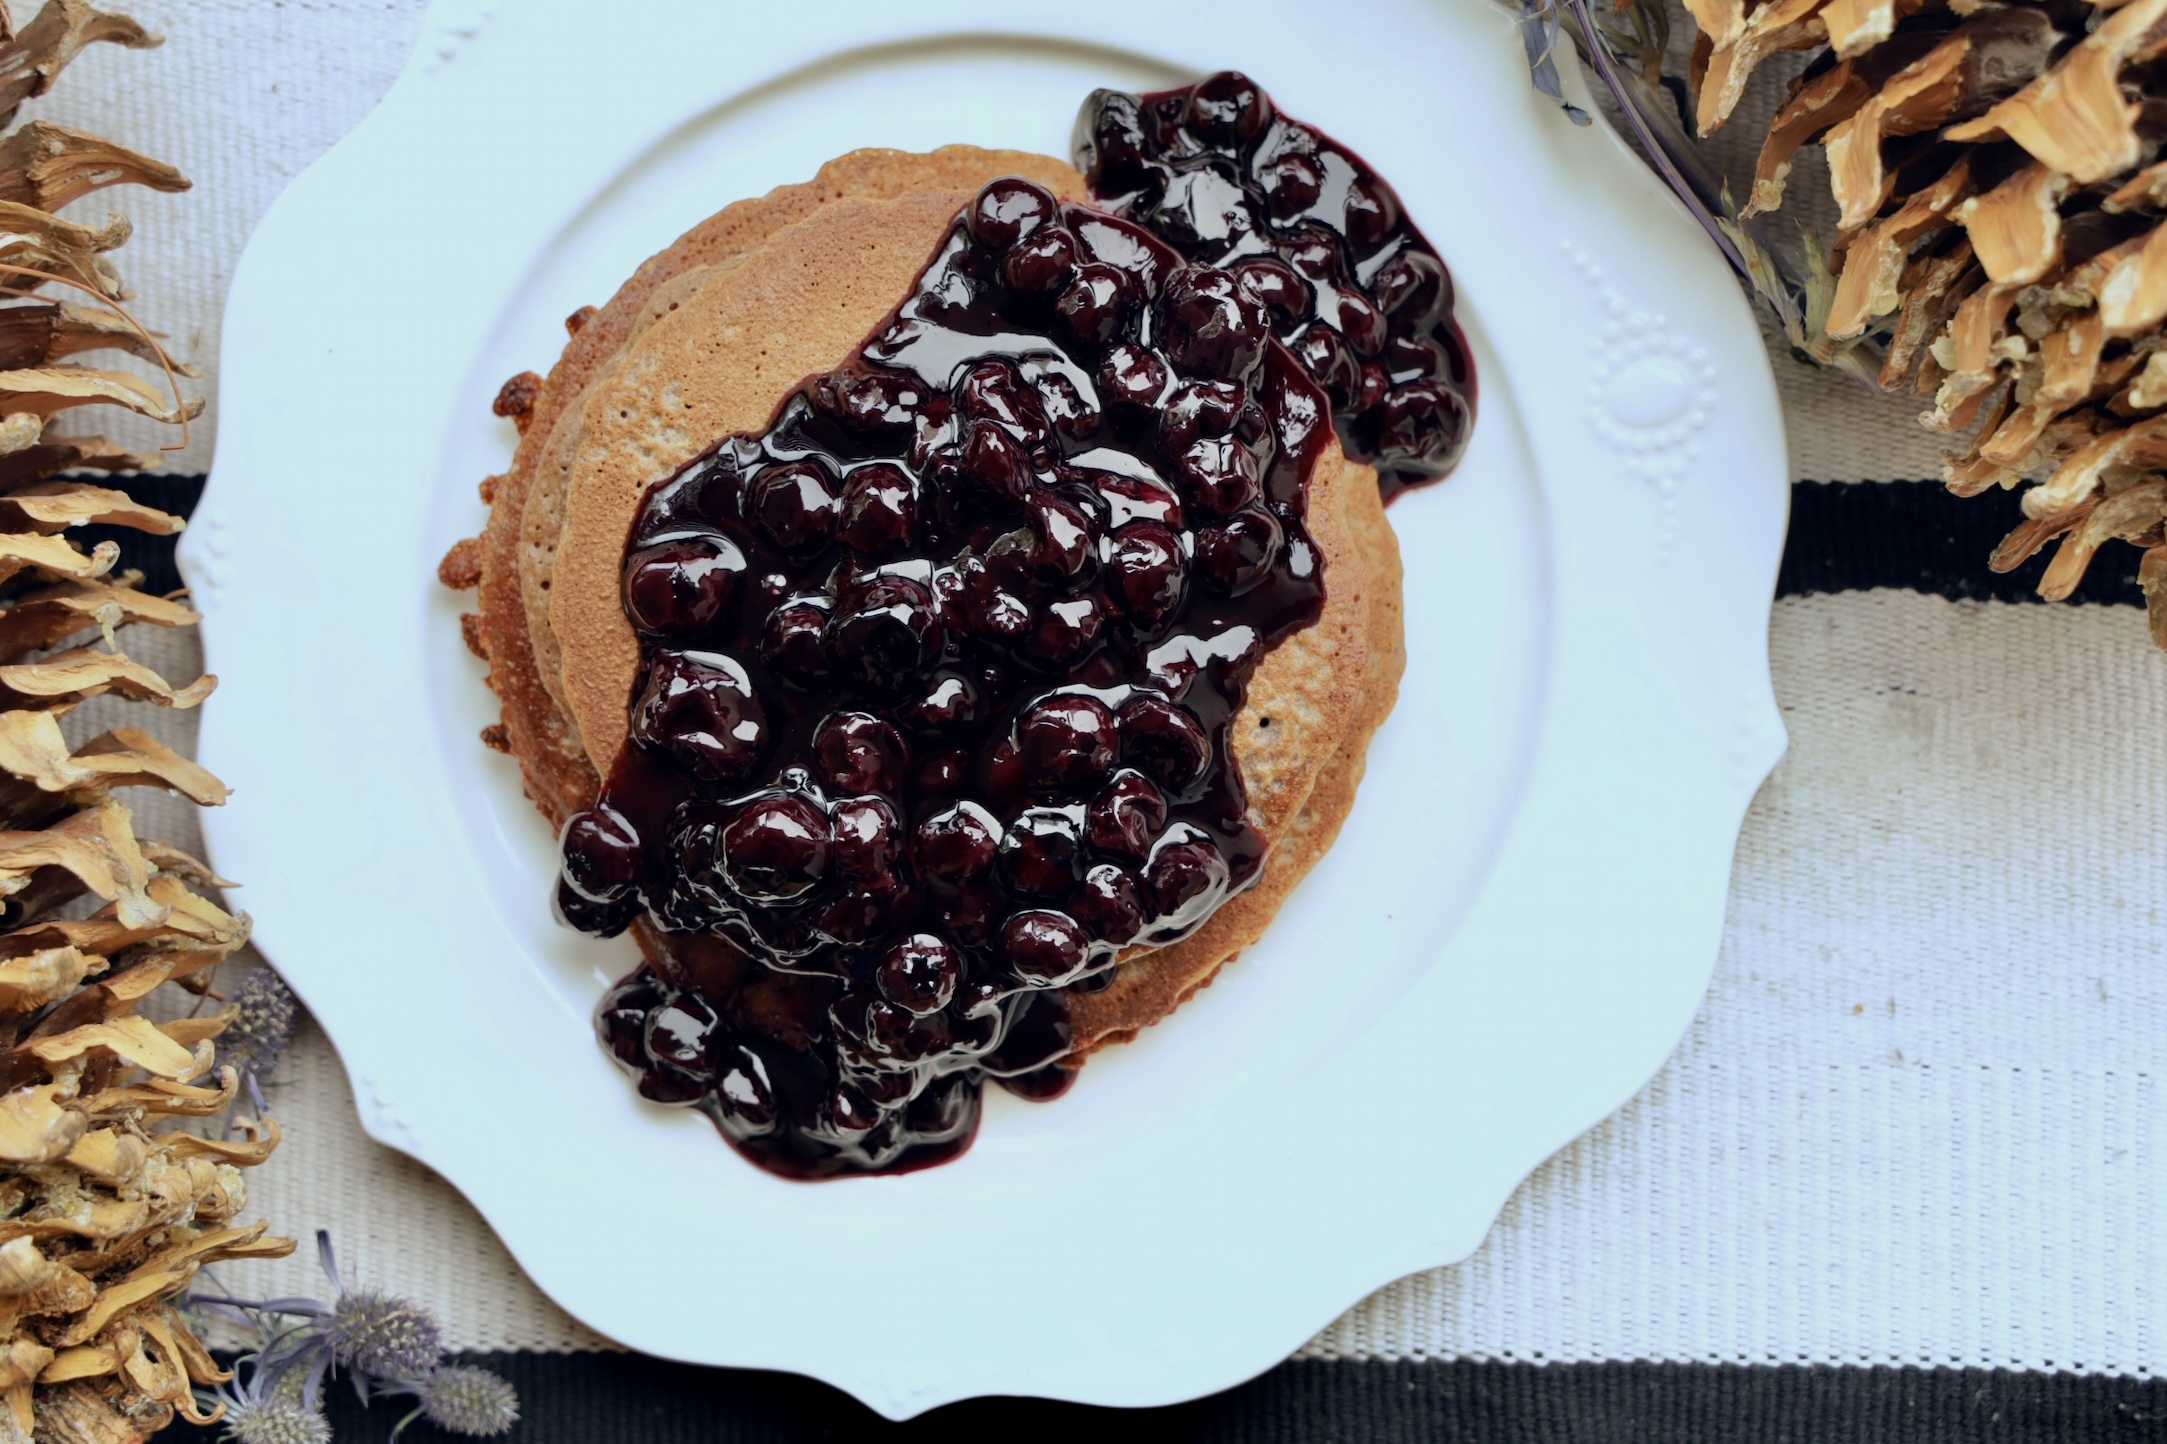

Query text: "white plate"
[190, 0, 1786, 1419]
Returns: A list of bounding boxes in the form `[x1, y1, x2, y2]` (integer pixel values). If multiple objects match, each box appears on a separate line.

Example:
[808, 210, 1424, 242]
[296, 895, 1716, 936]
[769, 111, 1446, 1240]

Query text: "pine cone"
[1684, 0, 2167, 645]
[0, 2, 304, 1439]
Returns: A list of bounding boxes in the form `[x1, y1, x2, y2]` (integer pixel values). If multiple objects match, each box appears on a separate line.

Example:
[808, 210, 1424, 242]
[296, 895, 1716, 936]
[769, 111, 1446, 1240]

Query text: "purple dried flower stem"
[315, 1229, 341, 1293]
[1518, 0, 1593, 124]
[1562, 0, 1751, 277]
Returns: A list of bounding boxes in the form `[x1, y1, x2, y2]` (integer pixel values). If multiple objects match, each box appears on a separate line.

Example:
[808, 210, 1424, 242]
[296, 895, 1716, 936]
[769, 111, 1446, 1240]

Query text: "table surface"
[39, 0, 2159, 1429]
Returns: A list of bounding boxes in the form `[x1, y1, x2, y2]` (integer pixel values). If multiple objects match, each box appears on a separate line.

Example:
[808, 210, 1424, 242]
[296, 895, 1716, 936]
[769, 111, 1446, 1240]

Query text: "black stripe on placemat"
[1780, 477, 2143, 607]
[63, 473, 2148, 609]
[162, 1356, 2167, 1443]
[70, 472, 204, 598]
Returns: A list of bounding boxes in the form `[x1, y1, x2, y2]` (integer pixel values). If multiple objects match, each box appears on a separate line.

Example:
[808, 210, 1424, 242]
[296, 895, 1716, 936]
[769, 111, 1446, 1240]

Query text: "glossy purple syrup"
[1075, 72, 1476, 503]
[556, 176, 1332, 1178]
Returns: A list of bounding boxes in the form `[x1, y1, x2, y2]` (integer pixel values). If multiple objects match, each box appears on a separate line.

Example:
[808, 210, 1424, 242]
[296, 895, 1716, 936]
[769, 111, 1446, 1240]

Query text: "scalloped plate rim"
[186, 0, 1786, 1418]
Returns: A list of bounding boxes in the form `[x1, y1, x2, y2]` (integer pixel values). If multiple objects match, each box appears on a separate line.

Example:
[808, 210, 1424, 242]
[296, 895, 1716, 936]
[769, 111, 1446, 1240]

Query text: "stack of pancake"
[447, 146, 1405, 1059]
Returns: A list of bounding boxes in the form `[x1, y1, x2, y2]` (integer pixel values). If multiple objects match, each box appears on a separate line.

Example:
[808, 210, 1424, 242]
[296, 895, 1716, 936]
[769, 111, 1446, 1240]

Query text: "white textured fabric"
[1305, 592, 2163, 1372]
[36, 0, 2161, 1371]
[23, 0, 435, 474]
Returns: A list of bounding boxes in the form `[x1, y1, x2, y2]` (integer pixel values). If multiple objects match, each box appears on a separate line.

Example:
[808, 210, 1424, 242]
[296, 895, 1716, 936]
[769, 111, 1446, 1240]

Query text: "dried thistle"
[217, 969, 297, 1101]
[189, 1234, 519, 1442]
[204, 1358, 329, 1444]
[322, 1295, 441, 1385]
[410, 1366, 519, 1438]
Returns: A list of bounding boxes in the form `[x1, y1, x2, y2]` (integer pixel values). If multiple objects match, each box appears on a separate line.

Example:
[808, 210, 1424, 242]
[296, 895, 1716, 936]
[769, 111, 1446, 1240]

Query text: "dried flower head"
[326, 1288, 444, 1380]
[194, 1233, 517, 1441]
[223, 1392, 332, 1444]
[415, 1365, 521, 1438]
[222, 964, 299, 1087]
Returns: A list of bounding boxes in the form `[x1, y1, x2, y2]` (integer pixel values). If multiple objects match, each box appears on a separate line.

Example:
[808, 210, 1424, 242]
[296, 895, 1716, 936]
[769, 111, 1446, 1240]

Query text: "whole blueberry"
[814, 710, 909, 795]
[969, 177, 1058, 251]
[1371, 248, 1448, 322]
[623, 533, 746, 636]
[1027, 491, 1098, 583]
[1027, 361, 1101, 443]
[836, 462, 918, 557]
[810, 365, 927, 438]
[1175, 435, 1264, 517]
[760, 597, 833, 686]
[1258, 151, 1324, 219]
[1195, 506, 1284, 593]
[1025, 595, 1106, 669]
[712, 1042, 778, 1131]
[1104, 521, 1186, 622]
[1157, 379, 1247, 456]
[959, 359, 1053, 448]
[1054, 261, 1134, 345]
[1097, 343, 1169, 412]
[1085, 769, 1167, 860]
[1003, 225, 1079, 294]
[876, 933, 962, 1015]
[745, 460, 839, 556]
[1369, 380, 1471, 471]
[1016, 692, 1119, 795]
[629, 650, 768, 783]
[1144, 829, 1230, 930]
[828, 794, 903, 882]
[598, 980, 660, 1071]
[1118, 695, 1211, 792]
[1232, 258, 1311, 329]
[1336, 289, 1389, 358]
[1277, 223, 1346, 282]
[1000, 806, 1085, 896]
[1092, 469, 1185, 531]
[1071, 861, 1146, 943]
[819, 872, 918, 946]
[643, 992, 717, 1076]
[1078, 89, 1153, 192]
[906, 670, 987, 734]
[1385, 334, 1446, 383]
[720, 792, 831, 905]
[825, 575, 940, 694]
[560, 805, 643, 902]
[1185, 71, 1272, 146]
[1290, 321, 1361, 409]
[957, 418, 1033, 509]
[1156, 266, 1271, 382]
[1344, 174, 1401, 250]
[914, 801, 1003, 883]
[1001, 908, 1090, 984]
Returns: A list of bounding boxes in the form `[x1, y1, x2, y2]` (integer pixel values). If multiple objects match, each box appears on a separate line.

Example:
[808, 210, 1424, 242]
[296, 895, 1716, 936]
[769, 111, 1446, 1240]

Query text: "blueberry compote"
[1075, 72, 1476, 503]
[556, 177, 1333, 1179]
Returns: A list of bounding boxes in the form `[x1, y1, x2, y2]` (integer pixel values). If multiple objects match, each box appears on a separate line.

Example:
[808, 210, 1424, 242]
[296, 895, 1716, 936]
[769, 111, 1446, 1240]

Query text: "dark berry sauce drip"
[1075, 72, 1476, 504]
[556, 176, 1332, 1179]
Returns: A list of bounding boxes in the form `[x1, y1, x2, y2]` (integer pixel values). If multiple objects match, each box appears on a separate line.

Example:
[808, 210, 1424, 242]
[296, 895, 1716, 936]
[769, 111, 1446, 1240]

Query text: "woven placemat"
[37, 0, 2158, 1408]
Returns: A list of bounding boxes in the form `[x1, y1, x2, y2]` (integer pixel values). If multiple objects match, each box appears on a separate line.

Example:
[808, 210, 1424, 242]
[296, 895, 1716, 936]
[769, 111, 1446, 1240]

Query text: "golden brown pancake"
[451, 146, 1405, 1058]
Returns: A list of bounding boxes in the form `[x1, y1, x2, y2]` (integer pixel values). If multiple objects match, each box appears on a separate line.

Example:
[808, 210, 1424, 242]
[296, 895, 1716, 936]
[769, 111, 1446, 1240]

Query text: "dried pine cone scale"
[1675, 0, 2167, 642]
